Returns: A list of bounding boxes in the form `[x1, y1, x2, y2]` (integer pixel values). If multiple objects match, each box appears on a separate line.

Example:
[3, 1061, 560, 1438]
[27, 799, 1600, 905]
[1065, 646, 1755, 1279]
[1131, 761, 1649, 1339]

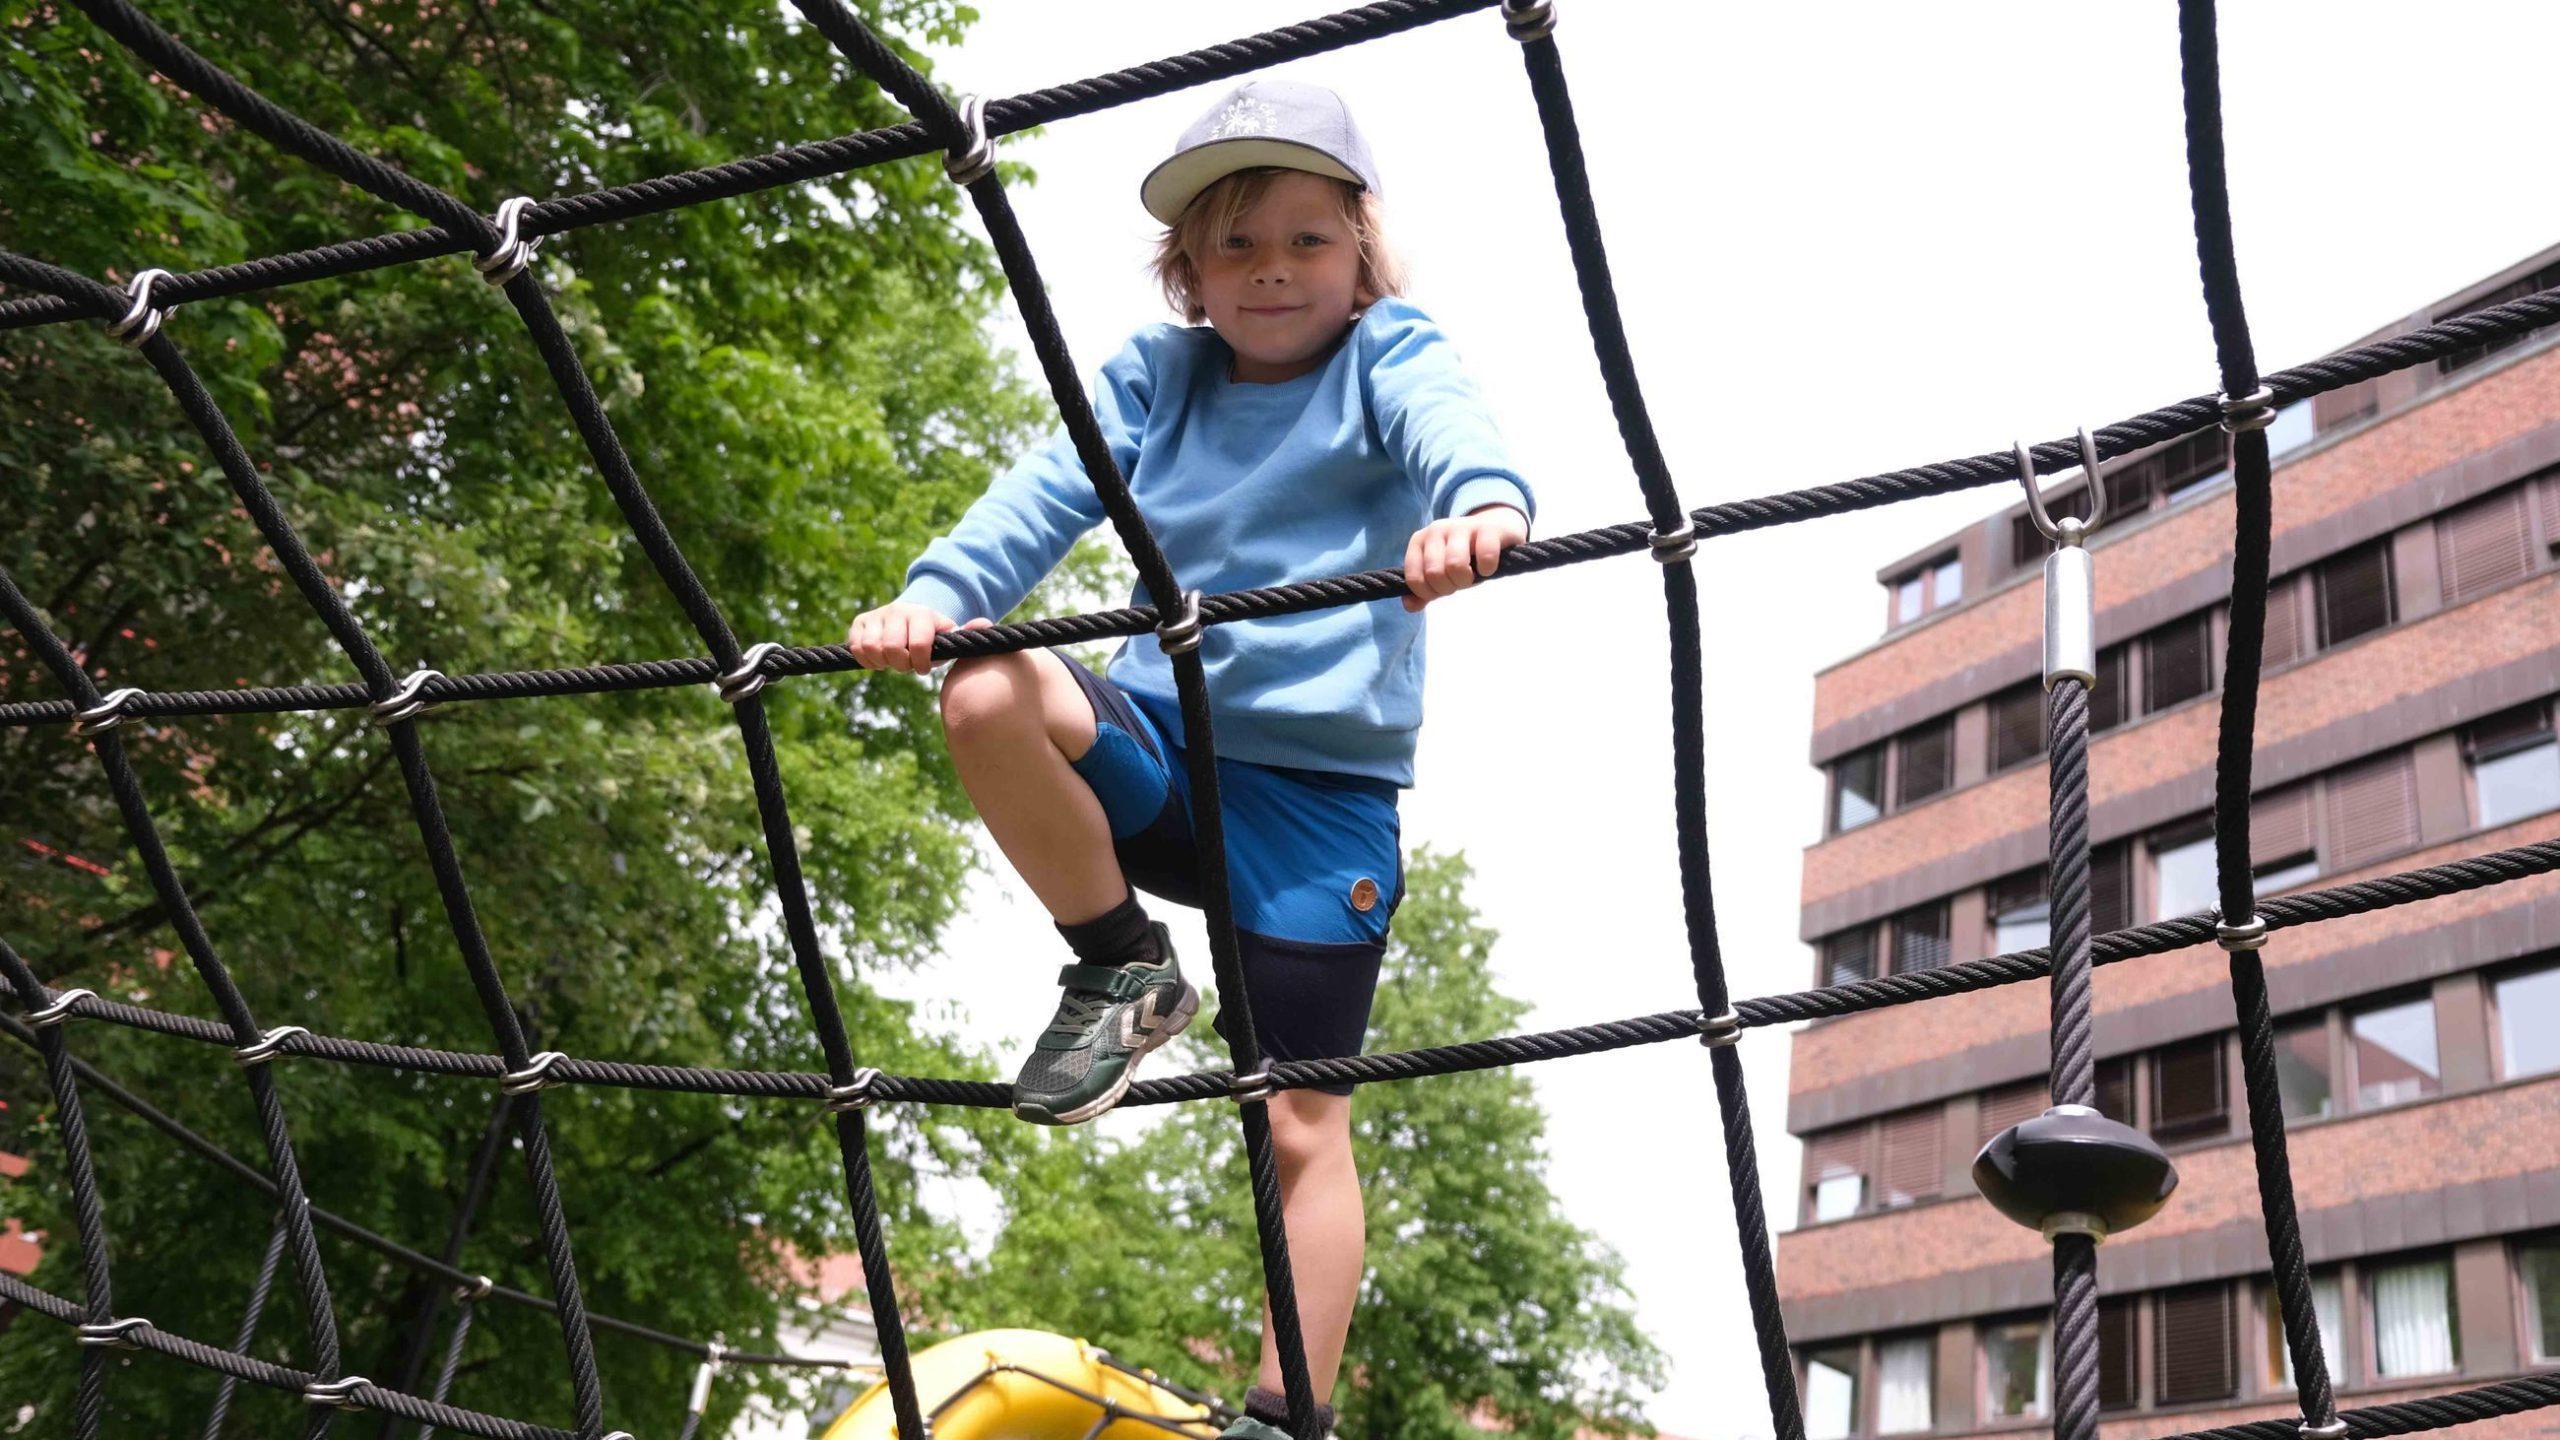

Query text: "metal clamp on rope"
[2039, 1210, 2109, 1245]
[1228, 1068, 1274, 1105]
[2215, 913, 2270, 952]
[500, 1050, 567, 1095]
[28, 987, 95, 1030]
[1155, 590, 1205, 657]
[1649, 520, 1697, 565]
[823, 1066, 883, 1114]
[302, 1375, 371, 1410]
[76, 1316, 151, 1348]
[2220, 385, 2278, 435]
[368, 668, 442, 727]
[105, 269, 175, 347]
[689, 1340, 728, 1415]
[234, 1024, 310, 1067]
[474, 197, 542, 286]
[1501, 0, 1557, 42]
[717, 642, 782, 704]
[70, 688, 144, 739]
[2297, 1418, 2349, 1440]
[945, 94, 995, 187]
[2016, 430, 2106, 692]
[1696, 1008, 1741, 1049]
[455, 1274, 495, 1303]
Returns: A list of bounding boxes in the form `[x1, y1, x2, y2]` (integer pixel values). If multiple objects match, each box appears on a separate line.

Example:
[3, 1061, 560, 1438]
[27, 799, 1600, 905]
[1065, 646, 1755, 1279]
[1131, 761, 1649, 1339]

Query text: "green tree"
[945, 849, 1668, 1440]
[0, 1, 1054, 1432]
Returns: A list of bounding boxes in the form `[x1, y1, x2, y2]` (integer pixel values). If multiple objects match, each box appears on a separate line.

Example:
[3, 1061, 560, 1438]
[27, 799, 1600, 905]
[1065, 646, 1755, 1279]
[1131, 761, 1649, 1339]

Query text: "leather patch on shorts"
[1349, 877, 1380, 913]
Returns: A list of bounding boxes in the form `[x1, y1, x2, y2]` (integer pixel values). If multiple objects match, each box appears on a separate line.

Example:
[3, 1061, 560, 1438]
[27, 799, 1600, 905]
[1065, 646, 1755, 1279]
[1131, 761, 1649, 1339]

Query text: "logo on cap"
[1209, 96, 1282, 140]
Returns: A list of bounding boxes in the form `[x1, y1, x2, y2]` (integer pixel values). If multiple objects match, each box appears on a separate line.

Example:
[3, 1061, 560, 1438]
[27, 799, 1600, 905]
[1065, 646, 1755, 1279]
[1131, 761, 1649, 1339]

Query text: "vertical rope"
[413, 1294, 481, 1440]
[2044, 679, 2099, 1440]
[0, 937, 117, 1436]
[380, 1096, 517, 1439]
[1511, 24, 1801, 1440]
[203, 1214, 292, 1440]
[2176, 2, 2337, 1428]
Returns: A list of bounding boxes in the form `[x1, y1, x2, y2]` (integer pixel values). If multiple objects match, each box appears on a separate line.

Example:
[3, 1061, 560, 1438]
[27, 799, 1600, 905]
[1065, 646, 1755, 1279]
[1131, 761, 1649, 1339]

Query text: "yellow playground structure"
[820, 1329, 1228, 1440]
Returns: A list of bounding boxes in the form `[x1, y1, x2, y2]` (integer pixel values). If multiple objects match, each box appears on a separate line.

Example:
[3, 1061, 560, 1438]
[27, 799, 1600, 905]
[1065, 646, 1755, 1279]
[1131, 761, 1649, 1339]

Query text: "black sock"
[1244, 1387, 1335, 1435]
[1056, 890, 1158, 968]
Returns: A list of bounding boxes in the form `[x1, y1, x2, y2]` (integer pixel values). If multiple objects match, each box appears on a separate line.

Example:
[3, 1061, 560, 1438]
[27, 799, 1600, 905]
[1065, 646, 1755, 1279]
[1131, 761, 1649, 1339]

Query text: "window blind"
[1879, 1107, 1943, 1207]
[2325, 748, 2420, 870]
[2438, 485, 2532, 604]
[2156, 1284, 2238, 1403]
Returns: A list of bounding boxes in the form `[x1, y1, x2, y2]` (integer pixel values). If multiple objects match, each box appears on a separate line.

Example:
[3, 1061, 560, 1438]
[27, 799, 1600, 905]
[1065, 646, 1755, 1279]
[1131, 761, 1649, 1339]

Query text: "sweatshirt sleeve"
[1361, 300, 1536, 531]
[894, 333, 1154, 623]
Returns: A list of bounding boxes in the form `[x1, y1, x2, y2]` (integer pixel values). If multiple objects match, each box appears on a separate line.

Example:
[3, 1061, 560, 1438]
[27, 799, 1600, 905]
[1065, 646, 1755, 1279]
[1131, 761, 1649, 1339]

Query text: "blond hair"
[1150, 168, 1406, 325]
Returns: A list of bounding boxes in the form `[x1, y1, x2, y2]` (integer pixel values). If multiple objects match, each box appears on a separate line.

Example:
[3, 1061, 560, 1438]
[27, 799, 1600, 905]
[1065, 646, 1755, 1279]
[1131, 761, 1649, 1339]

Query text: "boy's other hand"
[1402, 504, 1530, 613]
[848, 603, 985, 673]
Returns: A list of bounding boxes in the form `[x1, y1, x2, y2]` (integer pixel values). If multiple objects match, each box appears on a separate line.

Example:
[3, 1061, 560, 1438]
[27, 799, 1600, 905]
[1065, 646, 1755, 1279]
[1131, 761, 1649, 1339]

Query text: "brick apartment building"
[1780, 245, 2560, 1440]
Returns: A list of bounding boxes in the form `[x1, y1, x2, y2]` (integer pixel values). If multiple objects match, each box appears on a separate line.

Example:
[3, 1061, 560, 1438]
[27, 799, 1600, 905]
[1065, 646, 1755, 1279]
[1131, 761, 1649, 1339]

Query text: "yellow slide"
[818, 1329, 1226, 1440]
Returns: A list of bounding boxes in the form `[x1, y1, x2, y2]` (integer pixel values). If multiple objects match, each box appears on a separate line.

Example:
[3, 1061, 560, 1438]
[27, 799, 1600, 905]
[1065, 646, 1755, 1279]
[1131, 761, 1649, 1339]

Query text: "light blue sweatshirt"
[897, 297, 1532, 786]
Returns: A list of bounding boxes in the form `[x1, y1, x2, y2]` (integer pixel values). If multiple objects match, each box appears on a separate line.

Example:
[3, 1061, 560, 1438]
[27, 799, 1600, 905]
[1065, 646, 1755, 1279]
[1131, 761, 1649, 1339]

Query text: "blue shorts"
[1060, 658, 1402, 1096]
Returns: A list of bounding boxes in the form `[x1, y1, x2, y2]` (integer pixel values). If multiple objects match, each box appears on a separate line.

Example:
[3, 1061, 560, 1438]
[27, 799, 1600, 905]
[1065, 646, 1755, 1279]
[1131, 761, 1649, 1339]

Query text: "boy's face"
[1193, 171, 1365, 384]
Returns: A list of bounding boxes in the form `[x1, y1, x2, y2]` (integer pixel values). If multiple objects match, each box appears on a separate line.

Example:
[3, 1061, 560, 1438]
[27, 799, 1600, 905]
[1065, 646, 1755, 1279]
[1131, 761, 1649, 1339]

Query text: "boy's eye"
[1295, 233, 1330, 246]
[1221, 235, 1250, 250]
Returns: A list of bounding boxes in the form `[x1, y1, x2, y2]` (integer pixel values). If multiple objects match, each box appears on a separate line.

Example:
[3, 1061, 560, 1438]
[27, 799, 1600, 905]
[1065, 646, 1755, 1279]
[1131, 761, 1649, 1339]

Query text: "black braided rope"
[201, 1215, 292, 1440]
[0, 937, 118, 1433]
[414, 1295, 481, 1440]
[2043, 678, 2099, 1440]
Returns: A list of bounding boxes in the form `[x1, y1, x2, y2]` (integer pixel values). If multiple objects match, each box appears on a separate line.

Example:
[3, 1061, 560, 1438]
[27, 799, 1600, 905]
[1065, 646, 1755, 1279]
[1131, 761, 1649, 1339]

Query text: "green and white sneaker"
[1011, 925, 1198, 1125]
[1217, 1419, 1296, 1440]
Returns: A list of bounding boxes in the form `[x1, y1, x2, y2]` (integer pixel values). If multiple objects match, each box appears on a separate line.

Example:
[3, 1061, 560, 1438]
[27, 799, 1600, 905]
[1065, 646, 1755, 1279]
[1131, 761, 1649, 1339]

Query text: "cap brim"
[1139, 139, 1363, 225]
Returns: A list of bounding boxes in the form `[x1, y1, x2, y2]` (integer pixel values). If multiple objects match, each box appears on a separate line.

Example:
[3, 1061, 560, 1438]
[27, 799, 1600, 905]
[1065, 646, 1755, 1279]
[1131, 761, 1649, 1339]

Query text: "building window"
[2269, 1273, 2349, 1391]
[1804, 1344, 1861, 1440]
[2090, 643, 2132, 732]
[2275, 1018, 2333, 1122]
[2494, 961, 2560, 1081]
[2435, 261, 2560, 374]
[1878, 1107, 1943, 1210]
[2368, 1255, 2460, 1378]
[2467, 703, 2560, 830]
[2143, 611, 2216, 715]
[2349, 996, 2440, 1110]
[1895, 718, 1955, 808]
[1981, 1318, 2050, 1420]
[2150, 824, 2219, 922]
[1875, 1335, 1934, 1435]
[2313, 541, 2395, 650]
[1890, 553, 1963, 627]
[2325, 748, 2421, 872]
[1979, 1079, 2047, 1143]
[2155, 1283, 2238, 1404]
[2150, 1035, 2228, 1144]
[2097, 1297, 2139, 1411]
[1988, 683, 2047, 773]
[2521, 1238, 2560, 1365]
[1823, 928, 1877, 988]
[2155, 429, 2233, 506]
[1805, 1128, 1869, 1225]
[2092, 843, 2134, 936]
[1833, 746, 1884, 833]
[2096, 1056, 2137, 1129]
[1890, 903, 1951, 974]
[1987, 870, 2049, 954]
[2438, 484, 2535, 605]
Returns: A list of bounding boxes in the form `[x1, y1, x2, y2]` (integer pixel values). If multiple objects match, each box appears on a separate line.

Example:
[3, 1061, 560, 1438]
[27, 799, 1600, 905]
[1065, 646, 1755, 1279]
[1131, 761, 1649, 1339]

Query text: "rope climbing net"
[5, 1, 2560, 1437]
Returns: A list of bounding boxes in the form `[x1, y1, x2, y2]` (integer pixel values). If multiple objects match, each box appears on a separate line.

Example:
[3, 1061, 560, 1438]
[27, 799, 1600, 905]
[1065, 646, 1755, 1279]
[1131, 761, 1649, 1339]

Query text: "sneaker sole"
[1015, 983, 1199, 1126]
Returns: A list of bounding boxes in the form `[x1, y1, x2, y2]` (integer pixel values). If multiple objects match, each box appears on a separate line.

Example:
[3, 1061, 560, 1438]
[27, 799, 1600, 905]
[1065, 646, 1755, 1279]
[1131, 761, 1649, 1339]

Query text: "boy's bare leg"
[939, 652, 1125, 923]
[1257, 1089, 1364, 1402]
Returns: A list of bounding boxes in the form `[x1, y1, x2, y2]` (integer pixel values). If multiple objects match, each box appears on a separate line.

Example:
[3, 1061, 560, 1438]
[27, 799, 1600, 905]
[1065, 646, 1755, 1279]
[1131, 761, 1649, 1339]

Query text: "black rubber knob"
[1972, 1105, 2178, 1238]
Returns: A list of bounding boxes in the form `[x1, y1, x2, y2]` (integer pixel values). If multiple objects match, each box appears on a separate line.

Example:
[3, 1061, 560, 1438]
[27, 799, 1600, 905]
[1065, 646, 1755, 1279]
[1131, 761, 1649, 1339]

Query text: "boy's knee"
[939, 653, 1040, 742]
[1267, 1090, 1353, 1173]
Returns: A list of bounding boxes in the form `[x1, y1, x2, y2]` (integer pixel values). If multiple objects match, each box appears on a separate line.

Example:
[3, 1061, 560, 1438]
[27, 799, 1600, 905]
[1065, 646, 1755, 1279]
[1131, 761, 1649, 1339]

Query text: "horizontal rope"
[16, 836, 2552, 1108]
[2159, 1371, 2560, 1440]
[0, 0, 1493, 331]
[0, 1270, 573, 1440]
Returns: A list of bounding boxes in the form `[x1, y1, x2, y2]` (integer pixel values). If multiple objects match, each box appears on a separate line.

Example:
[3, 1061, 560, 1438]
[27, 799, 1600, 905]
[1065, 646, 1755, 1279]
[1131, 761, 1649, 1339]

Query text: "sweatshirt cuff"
[893, 574, 979, 625]
[1444, 474, 1533, 531]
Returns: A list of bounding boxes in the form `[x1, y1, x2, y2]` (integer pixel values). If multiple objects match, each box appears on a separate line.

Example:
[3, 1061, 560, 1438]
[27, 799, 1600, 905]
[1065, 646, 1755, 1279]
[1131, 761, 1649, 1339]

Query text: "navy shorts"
[1059, 657, 1402, 1097]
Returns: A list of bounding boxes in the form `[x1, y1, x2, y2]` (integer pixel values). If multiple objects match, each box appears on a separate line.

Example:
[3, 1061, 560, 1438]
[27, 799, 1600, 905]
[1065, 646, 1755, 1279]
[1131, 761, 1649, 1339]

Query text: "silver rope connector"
[368, 667, 442, 727]
[456, 1274, 495, 1302]
[474, 197, 542, 286]
[303, 1374, 371, 1409]
[1501, 0, 1557, 42]
[717, 641, 782, 704]
[945, 94, 995, 187]
[77, 1316, 151, 1348]
[500, 1050, 567, 1095]
[2018, 430, 2105, 692]
[2297, 1418, 2348, 1440]
[105, 269, 175, 347]
[1155, 590, 1205, 657]
[823, 1066, 883, 1113]
[70, 687, 144, 739]
[2039, 1209, 2109, 1244]
[1649, 520, 1697, 564]
[1227, 1068, 1274, 1105]
[235, 1024, 310, 1067]
[2220, 385, 2278, 435]
[29, 987, 96, 1030]
[2215, 914, 2270, 952]
[689, 1340, 727, 1415]
[1696, 1008, 1741, 1048]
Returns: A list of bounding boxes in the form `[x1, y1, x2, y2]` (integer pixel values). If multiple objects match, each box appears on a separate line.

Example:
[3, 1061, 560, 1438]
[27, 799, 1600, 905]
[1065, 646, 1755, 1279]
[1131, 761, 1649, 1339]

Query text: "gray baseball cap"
[1139, 80, 1382, 225]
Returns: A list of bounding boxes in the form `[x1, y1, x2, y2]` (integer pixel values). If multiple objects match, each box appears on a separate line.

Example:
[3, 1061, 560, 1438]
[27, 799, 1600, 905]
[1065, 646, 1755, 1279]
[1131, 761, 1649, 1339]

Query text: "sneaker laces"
[1046, 986, 1114, 1038]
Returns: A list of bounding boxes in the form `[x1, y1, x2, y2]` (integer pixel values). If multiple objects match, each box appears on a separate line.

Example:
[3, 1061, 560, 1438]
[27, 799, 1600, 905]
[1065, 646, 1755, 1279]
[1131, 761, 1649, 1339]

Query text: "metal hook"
[474, 197, 542, 286]
[945, 94, 995, 187]
[2014, 428, 2108, 547]
[105, 269, 174, 347]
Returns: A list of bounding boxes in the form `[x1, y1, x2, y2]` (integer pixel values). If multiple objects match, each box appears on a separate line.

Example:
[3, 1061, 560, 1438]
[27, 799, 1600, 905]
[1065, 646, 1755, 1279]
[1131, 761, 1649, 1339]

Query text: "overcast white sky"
[881, 4, 2560, 1435]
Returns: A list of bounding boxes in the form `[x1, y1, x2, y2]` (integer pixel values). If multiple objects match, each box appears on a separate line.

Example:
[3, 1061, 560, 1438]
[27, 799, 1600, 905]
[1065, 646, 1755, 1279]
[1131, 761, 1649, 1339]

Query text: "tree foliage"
[0, 0, 1047, 1431]
[944, 850, 1667, 1440]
